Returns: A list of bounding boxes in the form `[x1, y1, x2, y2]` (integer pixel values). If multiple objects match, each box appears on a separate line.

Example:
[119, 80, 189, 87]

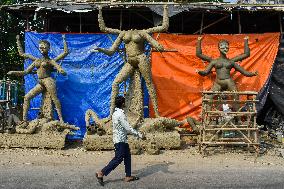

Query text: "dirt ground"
[0, 144, 283, 168]
[0, 141, 284, 189]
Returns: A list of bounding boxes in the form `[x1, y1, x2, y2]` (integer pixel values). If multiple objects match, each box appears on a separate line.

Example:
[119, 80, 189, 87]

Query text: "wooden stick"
[201, 142, 259, 145]
[193, 15, 229, 34]
[202, 91, 258, 95]
[238, 11, 241, 34]
[230, 121, 253, 143]
[200, 12, 204, 35]
[120, 9, 123, 30]
[79, 13, 82, 33]
[202, 99, 258, 102]
[279, 12, 283, 37]
[206, 111, 256, 115]
[206, 124, 253, 127]
[218, 138, 249, 141]
[205, 128, 258, 131]
[208, 118, 232, 142]
[152, 49, 178, 52]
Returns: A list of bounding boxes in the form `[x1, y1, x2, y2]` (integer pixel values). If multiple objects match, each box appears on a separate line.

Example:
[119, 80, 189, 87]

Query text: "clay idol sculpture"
[7, 35, 79, 134]
[92, 5, 169, 120]
[196, 36, 257, 92]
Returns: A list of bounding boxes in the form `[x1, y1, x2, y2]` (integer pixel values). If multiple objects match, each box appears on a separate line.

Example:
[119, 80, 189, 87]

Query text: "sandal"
[124, 176, 139, 182]
[96, 173, 104, 186]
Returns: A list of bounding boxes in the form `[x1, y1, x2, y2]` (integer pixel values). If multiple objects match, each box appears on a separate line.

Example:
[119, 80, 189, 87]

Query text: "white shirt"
[112, 107, 142, 144]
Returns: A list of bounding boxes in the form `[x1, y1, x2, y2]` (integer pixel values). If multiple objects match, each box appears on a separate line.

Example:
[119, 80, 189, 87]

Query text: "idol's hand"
[91, 47, 101, 53]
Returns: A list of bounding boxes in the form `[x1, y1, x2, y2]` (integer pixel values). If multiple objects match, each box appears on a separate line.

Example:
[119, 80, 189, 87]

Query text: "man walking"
[96, 96, 145, 186]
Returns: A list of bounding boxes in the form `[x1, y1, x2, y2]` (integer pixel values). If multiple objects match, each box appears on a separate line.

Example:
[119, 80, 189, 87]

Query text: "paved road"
[1, 162, 284, 189]
[1, 147, 284, 189]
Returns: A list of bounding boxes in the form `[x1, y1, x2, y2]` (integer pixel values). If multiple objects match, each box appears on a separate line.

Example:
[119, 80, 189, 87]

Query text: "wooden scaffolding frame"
[199, 91, 260, 157]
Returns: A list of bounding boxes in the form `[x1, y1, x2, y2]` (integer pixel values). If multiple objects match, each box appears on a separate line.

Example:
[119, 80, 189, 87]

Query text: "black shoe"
[124, 176, 140, 182]
[96, 173, 104, 186]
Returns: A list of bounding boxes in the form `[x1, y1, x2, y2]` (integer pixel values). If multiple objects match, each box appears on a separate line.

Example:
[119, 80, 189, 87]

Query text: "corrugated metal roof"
[2, 1, 284, 14]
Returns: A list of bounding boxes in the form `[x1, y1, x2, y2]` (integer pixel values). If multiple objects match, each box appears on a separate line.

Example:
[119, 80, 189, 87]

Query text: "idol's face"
[39, 43, 49, 55]
[218, 42, 229, 55]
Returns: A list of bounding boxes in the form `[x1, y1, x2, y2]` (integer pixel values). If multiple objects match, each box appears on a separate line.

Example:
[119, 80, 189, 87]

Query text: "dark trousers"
[101, 142, 131, 177]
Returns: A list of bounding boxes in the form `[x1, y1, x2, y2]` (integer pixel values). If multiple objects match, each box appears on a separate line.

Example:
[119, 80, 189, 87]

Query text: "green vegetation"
[0, 0, 44, 79]
[0, 0, 24, 79]
[0, 0, 44, 103]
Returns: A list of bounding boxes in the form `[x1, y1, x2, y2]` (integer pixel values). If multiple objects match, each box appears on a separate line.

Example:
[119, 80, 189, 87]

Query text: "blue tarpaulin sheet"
[24, 32, 149, 139]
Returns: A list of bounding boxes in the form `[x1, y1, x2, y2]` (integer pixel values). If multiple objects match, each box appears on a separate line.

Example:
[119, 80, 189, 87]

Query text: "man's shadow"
[104, 162, 174, 184]
[133, 162, 174, 178]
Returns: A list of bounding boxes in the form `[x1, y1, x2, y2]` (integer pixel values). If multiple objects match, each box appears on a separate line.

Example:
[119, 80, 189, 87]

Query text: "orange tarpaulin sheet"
[150, 33, 280, 121]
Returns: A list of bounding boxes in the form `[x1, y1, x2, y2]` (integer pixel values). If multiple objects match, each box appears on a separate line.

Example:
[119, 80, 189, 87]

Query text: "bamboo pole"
[200, 12, 204, 35]
[120, 9, 123, 30]
[253, 94, 258, 144]
[199, 90, 259, 155]
[279, 12, 283, 39]
[26, 16, 29, 31]
[79, 13, 82, 33]
[181, 13, 184, 33]
[206, 111, 256, 115]
[206, 124, 252, 127]
[202, 99, 258, 103]
[238, 11, 241, 34]
[202, 91, 258, 95]
[193, 14, 229, 34]
[202, 142, 259, 145]
[218, 138, 249, 141]
[205, 128, 258, 131]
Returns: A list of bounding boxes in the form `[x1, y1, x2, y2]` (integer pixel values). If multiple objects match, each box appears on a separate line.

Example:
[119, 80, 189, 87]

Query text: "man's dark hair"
[115, 96, 125, 109]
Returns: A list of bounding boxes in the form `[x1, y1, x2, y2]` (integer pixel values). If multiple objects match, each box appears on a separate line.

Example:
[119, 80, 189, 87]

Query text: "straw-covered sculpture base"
[83, 131, 181, 154]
